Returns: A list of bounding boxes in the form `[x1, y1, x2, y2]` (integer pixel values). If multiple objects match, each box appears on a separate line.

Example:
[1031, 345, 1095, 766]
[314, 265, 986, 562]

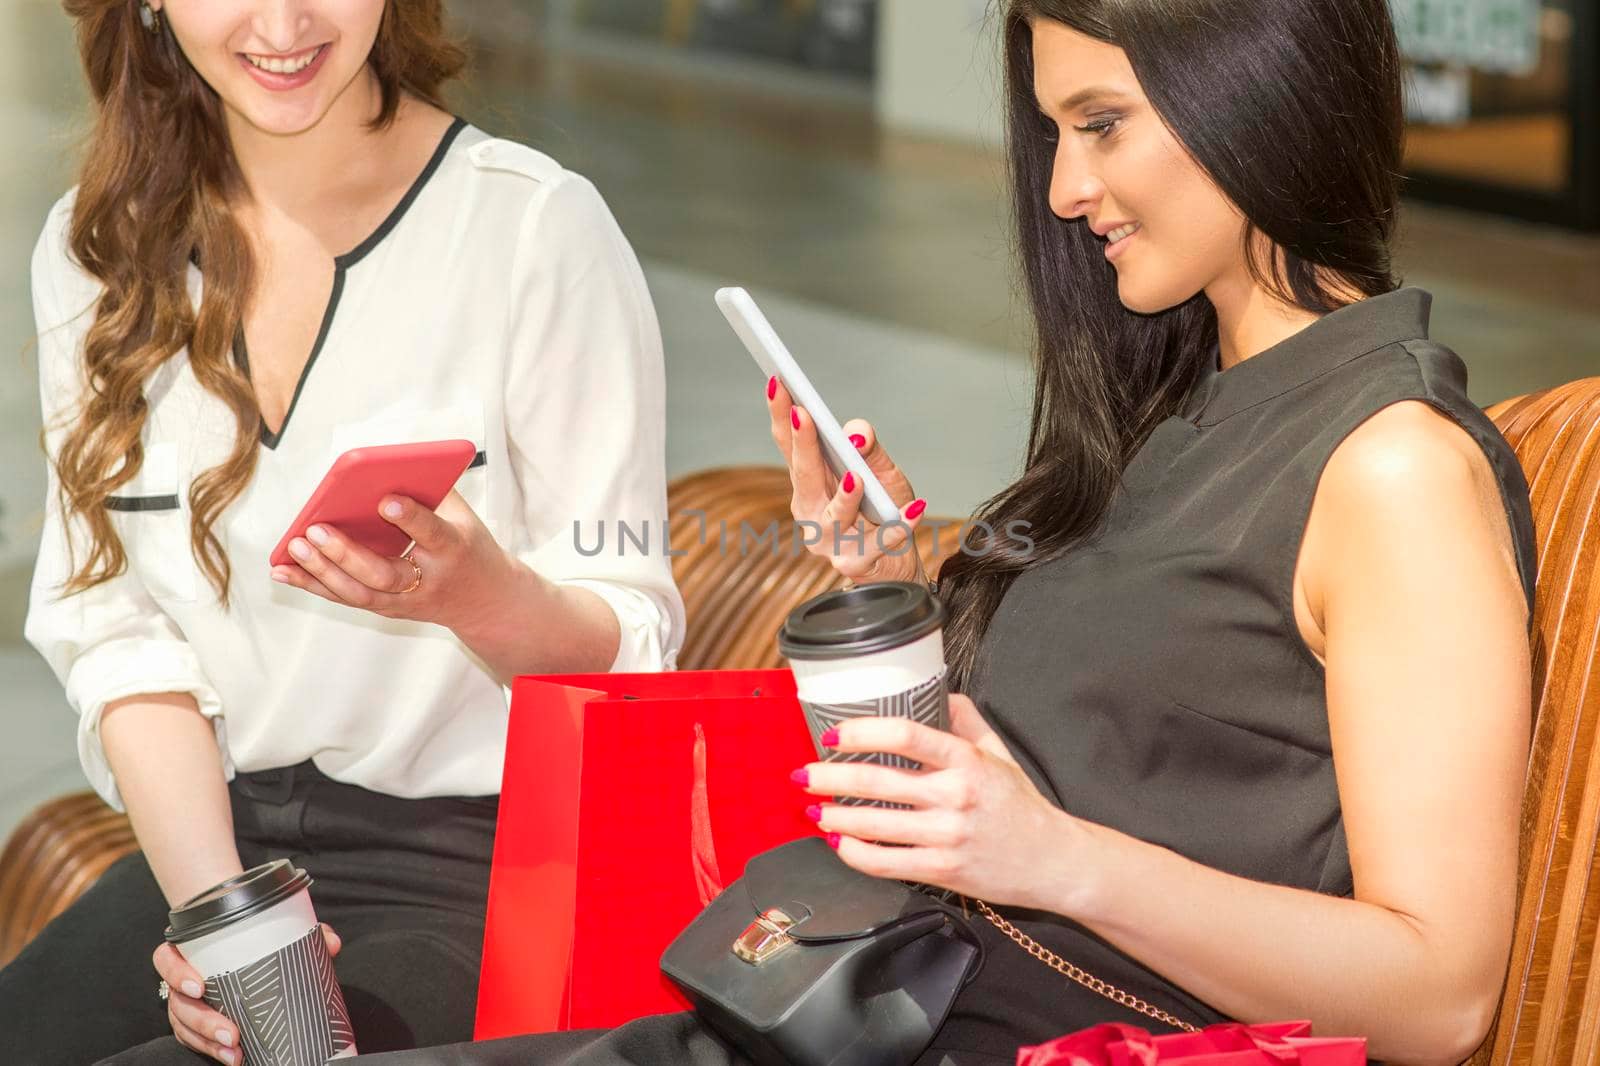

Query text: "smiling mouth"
[1106, 222, 1141, 245]
[242, 44, 325, 74]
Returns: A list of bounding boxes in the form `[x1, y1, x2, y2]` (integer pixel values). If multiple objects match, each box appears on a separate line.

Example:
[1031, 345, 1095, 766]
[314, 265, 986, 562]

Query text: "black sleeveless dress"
[347, 288, 1538, 1066]
[927, 286, 1538, 1062]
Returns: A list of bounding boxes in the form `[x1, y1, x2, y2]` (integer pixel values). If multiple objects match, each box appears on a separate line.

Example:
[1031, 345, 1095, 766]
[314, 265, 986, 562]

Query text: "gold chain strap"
[971, 899, 1201, 1034]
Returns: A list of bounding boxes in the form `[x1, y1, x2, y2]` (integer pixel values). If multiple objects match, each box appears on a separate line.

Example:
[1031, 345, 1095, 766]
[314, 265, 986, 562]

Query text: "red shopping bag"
[1017, 1019, 1367, 1066]
[473, 669, 819, 1040]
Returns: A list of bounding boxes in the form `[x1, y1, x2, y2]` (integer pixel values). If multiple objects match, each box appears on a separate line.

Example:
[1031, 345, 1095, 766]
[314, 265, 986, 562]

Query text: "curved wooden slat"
[0, 793, 136, 966]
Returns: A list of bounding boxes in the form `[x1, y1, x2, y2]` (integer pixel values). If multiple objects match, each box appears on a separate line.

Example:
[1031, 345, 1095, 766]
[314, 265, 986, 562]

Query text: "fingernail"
[181, 979, 202, 998]
[221, 1050, 238, 1065]
[791, 408, 801, 430]
[305, 525, 327, 545]
[841, 473, 854, 494]
[804, 804, 822, 823]
[216, 1028, 234, 1047]
[767, 376, 777, 400]
[850, 433, 866, 449]
[790, 768, 809, 787]
[288, 539, 311, 560]
[826, 833, 841, 849]
[820, 727, 839, 748]
[905, 498, 927, 520]
[271, 570, 289, 584]
[383, 501, 402, 518]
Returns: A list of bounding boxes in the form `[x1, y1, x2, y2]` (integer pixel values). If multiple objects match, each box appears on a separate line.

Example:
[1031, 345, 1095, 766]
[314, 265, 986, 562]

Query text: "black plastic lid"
[778, 582, 945, 661]
[165, 859, 313, 944]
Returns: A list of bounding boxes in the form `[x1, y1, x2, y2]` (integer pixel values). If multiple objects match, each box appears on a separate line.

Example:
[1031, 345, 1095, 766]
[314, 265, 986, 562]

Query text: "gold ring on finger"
[398, 555, 422, 594]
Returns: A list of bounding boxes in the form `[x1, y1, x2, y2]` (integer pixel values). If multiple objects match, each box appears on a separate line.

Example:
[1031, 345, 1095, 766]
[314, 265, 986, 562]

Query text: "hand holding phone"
[270, 440, 477, 568]
[717, 287, 903, 526]
[721, 286, 929, 585]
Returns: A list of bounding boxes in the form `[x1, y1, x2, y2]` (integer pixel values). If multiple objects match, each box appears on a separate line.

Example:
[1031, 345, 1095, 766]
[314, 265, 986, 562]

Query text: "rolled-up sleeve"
[501, 173, 685, 673]
[24, 198, 229, 811]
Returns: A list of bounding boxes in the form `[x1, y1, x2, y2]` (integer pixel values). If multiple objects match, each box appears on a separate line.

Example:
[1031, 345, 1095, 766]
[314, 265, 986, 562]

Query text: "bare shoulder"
[1298, 400, 1521, 648]
[1322, 399, 1512, 555]
[1330, 399, 1492, 485]
[1317, 400, 1508, 534]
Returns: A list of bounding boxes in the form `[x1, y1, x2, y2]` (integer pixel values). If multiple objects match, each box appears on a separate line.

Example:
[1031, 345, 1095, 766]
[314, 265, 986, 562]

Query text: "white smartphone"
[716, 286, 901, 527]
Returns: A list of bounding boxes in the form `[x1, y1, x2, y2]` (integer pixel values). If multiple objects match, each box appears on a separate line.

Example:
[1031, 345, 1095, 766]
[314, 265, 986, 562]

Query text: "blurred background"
[3, 0, 1597, 839]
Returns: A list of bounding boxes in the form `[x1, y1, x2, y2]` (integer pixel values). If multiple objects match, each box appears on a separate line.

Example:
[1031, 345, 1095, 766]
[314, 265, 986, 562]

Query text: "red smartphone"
[270, 439, 478, 568]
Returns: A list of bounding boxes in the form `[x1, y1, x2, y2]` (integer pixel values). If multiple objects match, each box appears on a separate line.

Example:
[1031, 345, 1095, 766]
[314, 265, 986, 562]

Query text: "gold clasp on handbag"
[733, 908, 797, 964]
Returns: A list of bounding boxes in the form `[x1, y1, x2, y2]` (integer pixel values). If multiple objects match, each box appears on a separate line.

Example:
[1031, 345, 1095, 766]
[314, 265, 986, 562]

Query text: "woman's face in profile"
[1031, 18, 1248, 315]
[152, 0, 386, 136]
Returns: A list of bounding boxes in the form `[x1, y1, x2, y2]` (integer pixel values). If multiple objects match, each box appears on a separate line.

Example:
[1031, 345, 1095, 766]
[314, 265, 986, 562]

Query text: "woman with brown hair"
[3, 1, 684, 1063]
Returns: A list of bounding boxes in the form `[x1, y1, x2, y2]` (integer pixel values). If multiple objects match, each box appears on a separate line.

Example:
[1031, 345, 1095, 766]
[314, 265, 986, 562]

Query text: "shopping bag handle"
[691, 723, 726, 906]
[1021, 1021, 1310, 1065]
[1121, 1022, 1303, 1064]
[1018, 1022, 1154, 1066]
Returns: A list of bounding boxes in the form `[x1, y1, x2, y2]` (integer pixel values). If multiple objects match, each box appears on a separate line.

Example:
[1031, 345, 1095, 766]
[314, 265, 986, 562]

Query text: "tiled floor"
[2, 4, 1597, 844]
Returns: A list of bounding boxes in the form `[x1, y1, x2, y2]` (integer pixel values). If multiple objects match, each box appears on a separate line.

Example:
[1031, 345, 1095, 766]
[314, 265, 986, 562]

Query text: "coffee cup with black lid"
[166, 859, 357, 1063]
[779, 581, 949, 806]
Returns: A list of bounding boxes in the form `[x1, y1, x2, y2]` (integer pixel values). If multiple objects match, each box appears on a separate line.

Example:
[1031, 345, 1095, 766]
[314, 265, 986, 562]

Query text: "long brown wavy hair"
[53, 0, 466, 604]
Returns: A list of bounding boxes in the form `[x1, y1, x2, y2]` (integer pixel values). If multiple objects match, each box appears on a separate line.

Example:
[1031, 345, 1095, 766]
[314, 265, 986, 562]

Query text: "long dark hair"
[54, 0, 465, 605]
[938, 0, 1405, 691]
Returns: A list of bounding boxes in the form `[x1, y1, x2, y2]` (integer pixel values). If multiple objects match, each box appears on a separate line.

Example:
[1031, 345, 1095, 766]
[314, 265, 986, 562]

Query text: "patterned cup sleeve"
[799, 667, 949, 808]
[201, 924, 356, 1065]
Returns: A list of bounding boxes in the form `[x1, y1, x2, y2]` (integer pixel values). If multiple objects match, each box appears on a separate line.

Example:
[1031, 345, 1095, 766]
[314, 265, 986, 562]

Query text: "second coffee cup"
[779, 581, 948, 807]
[166, 860, 358, 1064]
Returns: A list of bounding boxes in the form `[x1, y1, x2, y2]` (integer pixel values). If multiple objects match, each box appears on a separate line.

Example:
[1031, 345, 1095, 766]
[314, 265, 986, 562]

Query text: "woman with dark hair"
[354, 1, 1535, 1065]
[4, 1, 684, 1063]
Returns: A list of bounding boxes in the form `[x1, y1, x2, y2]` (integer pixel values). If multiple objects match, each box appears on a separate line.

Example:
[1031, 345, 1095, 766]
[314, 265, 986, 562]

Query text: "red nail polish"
[791, 408, 801, 430]
[820, 727, 839, 748]
[790, 768, 809, 787]
[804, 804, 822, 823]
[767, 376, 777, 400]
[826, 833, 841, 849]
[841, 473, 854, 494]
[850, 434, 866, 450]
[905, 498, 927, 520]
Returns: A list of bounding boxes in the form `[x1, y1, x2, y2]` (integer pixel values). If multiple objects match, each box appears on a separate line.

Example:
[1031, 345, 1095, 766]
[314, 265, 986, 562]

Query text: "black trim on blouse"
[105, 495, 180, 512]
[221, 115, 469, 450]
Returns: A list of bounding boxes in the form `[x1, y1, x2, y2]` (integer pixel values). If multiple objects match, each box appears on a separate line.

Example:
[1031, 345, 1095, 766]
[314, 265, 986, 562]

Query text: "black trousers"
[0, 760, 497, 1066]
[346, 1014, 986, 1066]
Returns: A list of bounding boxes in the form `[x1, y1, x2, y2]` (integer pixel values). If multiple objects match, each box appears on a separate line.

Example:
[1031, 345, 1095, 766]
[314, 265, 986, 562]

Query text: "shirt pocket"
[329, 403, 492, 530]
[105, 441, 197, 603]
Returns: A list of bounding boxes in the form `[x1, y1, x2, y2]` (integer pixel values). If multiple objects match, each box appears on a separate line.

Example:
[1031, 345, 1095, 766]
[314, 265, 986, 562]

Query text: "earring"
[138, 1, 161, 34]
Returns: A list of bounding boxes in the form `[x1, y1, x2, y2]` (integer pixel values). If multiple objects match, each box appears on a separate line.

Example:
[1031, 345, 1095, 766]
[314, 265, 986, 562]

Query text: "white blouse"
[26, 119, 685, 811]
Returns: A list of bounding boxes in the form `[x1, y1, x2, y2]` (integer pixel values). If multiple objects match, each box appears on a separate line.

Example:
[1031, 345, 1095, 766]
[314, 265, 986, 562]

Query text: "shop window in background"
[1394, 0, 1597, 228]
[575, 0, 879, 78]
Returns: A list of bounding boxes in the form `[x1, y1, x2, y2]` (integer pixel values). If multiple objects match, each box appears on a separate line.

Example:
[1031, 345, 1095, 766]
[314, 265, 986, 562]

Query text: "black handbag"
[659, 836, 985, 1066]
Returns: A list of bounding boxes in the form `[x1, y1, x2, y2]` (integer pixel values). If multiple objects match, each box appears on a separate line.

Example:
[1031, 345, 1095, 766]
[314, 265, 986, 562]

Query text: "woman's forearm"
[1056, 819, 1498, 1066]
[450, 560, 621, 684]
[99, 693, 244, 907]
